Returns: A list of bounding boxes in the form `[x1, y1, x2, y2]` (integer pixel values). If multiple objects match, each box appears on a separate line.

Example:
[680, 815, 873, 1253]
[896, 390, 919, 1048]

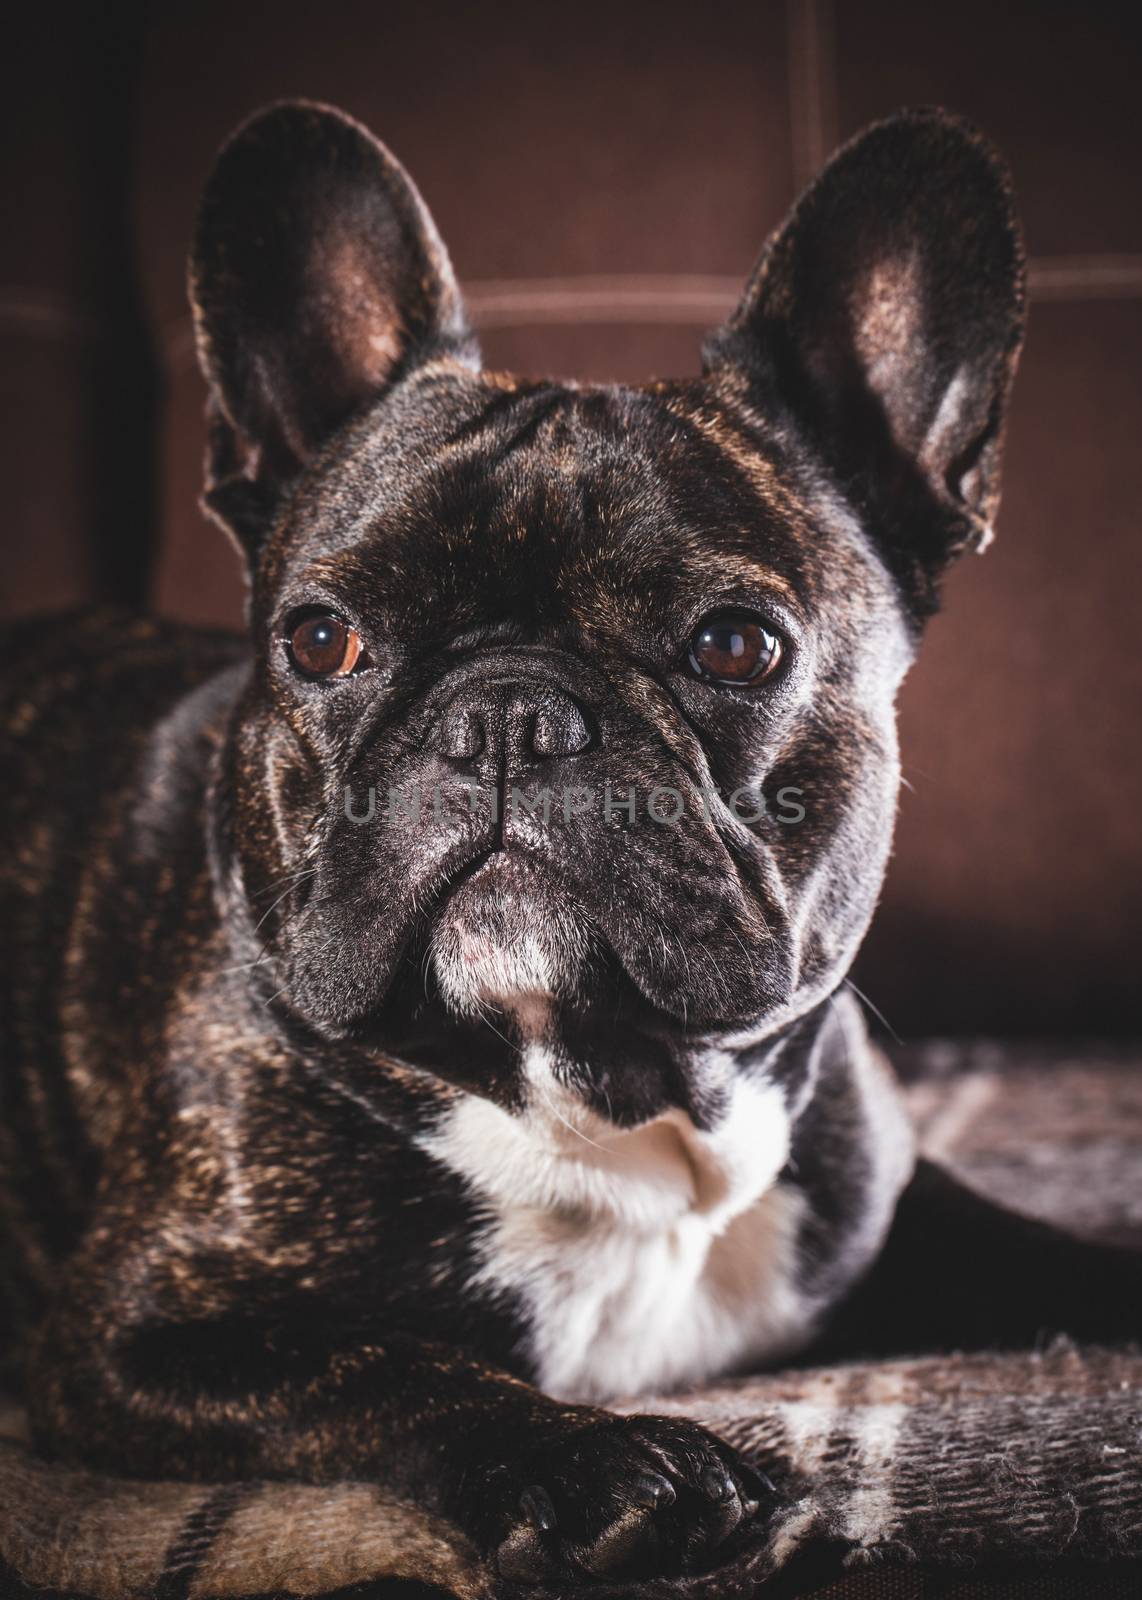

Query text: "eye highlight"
[687, 612, 784, 686]
[284, 611, 365, 680]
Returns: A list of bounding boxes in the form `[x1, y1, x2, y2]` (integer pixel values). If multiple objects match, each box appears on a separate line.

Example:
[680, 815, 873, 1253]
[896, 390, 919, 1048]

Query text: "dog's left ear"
[190, 100, 474, 559]
[705, 108, 1026, 612]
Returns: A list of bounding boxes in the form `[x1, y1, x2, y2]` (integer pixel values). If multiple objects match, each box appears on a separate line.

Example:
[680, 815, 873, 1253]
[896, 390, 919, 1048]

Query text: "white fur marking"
[422, 1051, 816, 1401]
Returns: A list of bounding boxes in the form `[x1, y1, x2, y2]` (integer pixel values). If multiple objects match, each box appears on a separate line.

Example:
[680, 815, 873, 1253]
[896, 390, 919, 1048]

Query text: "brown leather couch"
[4, 1, 1140, 1037]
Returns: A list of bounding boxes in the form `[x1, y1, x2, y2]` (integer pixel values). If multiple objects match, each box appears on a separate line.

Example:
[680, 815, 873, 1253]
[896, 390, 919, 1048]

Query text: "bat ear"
[705, 109, 1026, 614]
[190, 100, 475, 561]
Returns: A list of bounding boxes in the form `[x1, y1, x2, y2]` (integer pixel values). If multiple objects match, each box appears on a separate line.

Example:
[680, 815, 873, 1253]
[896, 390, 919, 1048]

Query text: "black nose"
[529, 690, 592, 758]
[439, 682, 593, 765]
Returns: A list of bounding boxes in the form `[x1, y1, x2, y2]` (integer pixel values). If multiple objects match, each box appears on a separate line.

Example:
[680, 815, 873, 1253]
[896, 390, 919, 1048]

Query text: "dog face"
[193, 103, 1024, 1124]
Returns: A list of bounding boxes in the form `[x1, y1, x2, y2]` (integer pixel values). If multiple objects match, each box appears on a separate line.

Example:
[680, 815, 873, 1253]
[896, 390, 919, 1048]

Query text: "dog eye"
[687, 612, 783, 685]
[284, 611, 364, 679]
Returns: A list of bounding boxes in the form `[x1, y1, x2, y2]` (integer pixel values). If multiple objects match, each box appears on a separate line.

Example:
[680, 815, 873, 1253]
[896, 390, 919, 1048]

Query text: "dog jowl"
[2, 101, 1138, 1585]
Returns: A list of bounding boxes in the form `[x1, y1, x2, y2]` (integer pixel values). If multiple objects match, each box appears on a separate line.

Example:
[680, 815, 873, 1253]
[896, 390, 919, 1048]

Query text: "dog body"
[2, 103, 1138, 1584]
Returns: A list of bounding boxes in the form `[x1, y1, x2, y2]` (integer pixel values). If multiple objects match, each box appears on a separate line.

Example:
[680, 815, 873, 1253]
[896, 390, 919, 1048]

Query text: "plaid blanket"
[2, 1044, 1139, 1600]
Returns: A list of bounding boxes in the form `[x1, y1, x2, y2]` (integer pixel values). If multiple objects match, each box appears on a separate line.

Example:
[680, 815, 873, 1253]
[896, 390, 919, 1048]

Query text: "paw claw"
[696, 1461, 744, 1545]
[520, 1484, 558, 1531]
[700, 1462, 736, 1502]
[739, 1459, 782, 1504]
[630, 1469, 676, 1509]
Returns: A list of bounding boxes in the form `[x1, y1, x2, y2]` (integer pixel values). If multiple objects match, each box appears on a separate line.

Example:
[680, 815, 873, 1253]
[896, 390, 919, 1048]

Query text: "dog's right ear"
[190, 101, 474, 561]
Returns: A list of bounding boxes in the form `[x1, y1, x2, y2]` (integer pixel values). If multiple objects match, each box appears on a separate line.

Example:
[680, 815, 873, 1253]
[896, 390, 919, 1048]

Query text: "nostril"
[530, 694, 592, 759]
[440, 701, 485, 761]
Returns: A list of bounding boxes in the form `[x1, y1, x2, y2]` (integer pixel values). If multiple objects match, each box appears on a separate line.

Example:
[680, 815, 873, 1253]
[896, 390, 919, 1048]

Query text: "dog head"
[193, 102, 1024, 1124]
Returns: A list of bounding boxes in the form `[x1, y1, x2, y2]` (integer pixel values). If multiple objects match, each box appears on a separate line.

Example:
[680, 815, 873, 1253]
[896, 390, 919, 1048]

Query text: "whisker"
[843, 977, 902, 1044]
[250, 866, 318, 901]
[534, 1078, 610, 1154]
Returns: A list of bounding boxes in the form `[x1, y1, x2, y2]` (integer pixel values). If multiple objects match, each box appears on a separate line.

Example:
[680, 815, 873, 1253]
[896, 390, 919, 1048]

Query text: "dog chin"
[429, 857, 590, 1020]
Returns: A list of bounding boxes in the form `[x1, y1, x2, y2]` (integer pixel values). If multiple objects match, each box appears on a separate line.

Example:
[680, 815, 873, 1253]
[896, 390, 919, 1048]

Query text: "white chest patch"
[420, 1053, 815, 1402]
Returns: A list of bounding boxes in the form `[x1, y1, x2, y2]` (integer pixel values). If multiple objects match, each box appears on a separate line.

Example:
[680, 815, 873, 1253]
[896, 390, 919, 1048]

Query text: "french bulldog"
[2, 101, 1138, 1587]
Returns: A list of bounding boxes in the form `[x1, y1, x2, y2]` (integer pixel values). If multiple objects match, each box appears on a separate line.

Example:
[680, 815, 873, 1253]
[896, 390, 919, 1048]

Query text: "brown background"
[3, 2, 1140, 1037]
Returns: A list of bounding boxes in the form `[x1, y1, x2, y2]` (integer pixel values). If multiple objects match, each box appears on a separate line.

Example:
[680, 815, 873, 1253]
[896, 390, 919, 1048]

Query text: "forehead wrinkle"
[569, 386, 812, 552]
[557, 400, 809, 611]
[389, 389, 583, 557]
[661, 391, 815, 538]
[439, 384, 571, 460]
[262, 373, 521, 573]
[311, 422, 551, 573]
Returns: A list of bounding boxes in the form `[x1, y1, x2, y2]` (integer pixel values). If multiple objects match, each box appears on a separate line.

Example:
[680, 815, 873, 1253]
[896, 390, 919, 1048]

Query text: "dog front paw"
[472, 1411, 780, 1585]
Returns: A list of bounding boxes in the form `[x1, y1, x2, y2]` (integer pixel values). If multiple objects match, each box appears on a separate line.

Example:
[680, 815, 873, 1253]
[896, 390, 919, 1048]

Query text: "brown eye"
[285, 612, 364, 679]
[688, 612, 783, 685]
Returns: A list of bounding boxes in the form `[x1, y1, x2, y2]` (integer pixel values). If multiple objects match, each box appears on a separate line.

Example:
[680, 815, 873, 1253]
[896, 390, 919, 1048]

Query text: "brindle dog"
[1, 104, 1137, 1586]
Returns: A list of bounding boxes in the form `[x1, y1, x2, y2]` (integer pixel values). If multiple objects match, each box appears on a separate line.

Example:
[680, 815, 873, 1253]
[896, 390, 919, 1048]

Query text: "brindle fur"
[2, 103, 1138, 1586]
